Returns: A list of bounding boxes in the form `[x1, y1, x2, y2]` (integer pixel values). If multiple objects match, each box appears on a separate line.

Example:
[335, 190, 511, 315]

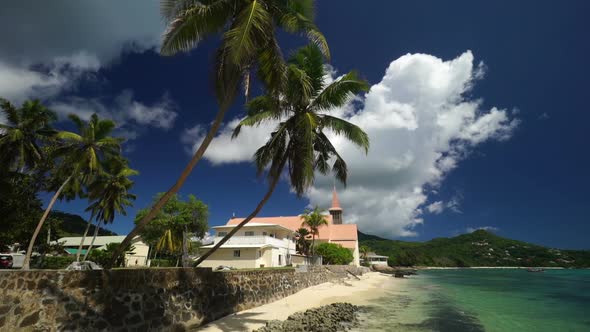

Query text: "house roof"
[212, 223, 296, 234]
[56, 236, 145, 247]
[200, 244, 274, 249]
[225, 216, 358, 242]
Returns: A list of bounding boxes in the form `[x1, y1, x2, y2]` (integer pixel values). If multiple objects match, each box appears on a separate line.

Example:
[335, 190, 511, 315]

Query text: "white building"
[363, 252, 389, 266]
[199, 188, 360, 269]
[57, 235, 150, 267]
[199, 223, 297, 269]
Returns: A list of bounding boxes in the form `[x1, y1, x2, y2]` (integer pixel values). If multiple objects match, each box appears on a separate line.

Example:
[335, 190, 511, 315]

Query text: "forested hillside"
[359, 230, 590, 268]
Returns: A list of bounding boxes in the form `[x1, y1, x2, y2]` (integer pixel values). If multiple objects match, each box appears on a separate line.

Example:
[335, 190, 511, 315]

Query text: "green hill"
[50, 211, 117, 237]
[359, 230, 590, 268]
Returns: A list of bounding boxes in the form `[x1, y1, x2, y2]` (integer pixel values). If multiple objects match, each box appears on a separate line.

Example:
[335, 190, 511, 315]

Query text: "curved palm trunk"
[82, 220, 102, 261]
[107, 103, 232, 269]
[193, 155, 288, 267]
[76, 213, 95, 262]
[22, 174, 72, 270]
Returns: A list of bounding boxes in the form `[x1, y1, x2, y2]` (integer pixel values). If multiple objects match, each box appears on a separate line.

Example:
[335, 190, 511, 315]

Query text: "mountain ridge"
[358, 230, 590, 268]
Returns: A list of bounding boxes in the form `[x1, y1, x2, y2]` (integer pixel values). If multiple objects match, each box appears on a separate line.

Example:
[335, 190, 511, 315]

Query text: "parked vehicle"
[0, 255, 13, 269]
[0, 253, 25, 269]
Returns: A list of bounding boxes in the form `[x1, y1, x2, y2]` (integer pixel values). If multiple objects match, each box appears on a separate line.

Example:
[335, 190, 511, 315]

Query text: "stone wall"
[0, 266, 355, 331]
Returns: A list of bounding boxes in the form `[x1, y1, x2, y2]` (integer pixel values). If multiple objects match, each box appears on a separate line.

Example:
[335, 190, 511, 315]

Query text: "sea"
[354, 269, 590, 332]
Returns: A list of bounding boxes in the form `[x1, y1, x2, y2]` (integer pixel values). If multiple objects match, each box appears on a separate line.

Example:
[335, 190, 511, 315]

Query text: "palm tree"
[295, 227, 311, 256]
[22, 113, 123, 269]
[111, 0, 330, 267]
[359, 245, 370, 263]
[301, 207, 328, 256]
[0, 98, 57, 173]
[155, 229, 185, 267]
[82, 158, 137, 262]
[193, 44, 369, 266]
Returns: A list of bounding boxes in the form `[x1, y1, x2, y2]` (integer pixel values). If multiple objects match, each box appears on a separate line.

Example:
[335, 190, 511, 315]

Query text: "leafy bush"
[315, 243, 353, 265]
[150, 258, 176, 267]
[38, 256, 75, 269]
[86, 249, 110, 267]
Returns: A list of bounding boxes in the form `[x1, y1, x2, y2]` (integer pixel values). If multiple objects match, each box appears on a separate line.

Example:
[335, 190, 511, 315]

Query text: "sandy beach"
[196, 272, 401, 331]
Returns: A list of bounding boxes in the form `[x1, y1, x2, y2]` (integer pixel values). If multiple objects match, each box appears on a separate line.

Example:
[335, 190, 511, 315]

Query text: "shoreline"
[196, 272, 400, 331]
[416, 266, 568, 269]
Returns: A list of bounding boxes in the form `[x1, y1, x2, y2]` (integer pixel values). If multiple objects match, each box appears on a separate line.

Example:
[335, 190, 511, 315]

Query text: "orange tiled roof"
[225, 215, 357, 242]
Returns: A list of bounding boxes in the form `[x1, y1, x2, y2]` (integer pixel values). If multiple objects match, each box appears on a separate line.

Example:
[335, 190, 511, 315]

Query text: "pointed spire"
[329, 185, 342, 211]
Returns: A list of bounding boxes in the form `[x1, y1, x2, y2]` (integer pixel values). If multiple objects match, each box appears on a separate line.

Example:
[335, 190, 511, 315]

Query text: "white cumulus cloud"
[182, 51, 519, 238]
[49, 90, 177, 141]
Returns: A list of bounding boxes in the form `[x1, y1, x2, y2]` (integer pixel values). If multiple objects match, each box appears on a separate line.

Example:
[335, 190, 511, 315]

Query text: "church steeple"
[329, 186, 343, 224]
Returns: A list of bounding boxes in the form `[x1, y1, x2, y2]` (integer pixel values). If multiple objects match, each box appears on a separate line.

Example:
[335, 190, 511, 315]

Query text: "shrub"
[315, 243, 353, 265]
[38, 256, 75, 269]
[150, 258, 176, 267]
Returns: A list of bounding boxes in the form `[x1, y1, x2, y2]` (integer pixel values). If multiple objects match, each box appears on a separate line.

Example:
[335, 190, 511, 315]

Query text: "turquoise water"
[356, 269, 590, 332]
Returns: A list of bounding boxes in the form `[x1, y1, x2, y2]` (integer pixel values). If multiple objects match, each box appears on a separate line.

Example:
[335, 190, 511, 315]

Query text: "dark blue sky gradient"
[46, 1, 589, 249]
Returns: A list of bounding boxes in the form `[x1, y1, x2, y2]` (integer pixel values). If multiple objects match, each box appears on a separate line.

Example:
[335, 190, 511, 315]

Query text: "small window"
[218, 231, 227, 237]
[262, 232, 267, 236]
[245, 231, 254, 236]
[257, 250, 262, 258]
[233, 250, 241, 258]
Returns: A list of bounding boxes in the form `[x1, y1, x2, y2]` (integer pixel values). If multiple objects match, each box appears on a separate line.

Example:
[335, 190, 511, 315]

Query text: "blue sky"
[2, 1, 588, 249]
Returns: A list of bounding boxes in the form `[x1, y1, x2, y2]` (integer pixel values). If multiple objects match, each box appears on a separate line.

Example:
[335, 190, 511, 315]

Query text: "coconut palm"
[301, 207, 328, 256]
[193, 44, 369, 266]
[22, 113, 123, 269]
[295, 227, 311, 256]
[82, 158, 137, 262]
[0, 98, 57, 173]
[111, 0, 330, 267]
[359, 245, 370, 263]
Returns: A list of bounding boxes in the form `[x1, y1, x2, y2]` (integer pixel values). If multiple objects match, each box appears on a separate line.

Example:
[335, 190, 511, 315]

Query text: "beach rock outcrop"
[254, 302, 360, 332]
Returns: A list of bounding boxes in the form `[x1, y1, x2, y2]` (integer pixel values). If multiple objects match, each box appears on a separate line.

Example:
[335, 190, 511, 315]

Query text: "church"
[199, 189, 360, 269]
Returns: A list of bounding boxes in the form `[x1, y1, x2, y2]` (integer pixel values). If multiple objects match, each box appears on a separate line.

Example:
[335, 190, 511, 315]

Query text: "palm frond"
[223, 0, 271, 65]
[161, 0, 233, 55]
[56, 131, 83, 142]
[320, 115, 369, 153]
[311, 71, 369, 111]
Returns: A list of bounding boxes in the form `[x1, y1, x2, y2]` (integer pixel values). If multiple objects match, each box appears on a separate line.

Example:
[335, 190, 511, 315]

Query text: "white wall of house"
[198, 248, 260, 269]
[124, 241, 150, 267]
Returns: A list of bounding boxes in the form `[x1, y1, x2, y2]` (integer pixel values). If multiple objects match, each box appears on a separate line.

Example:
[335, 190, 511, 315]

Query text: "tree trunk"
[107, 102, 233, 269]
[83, 220, 102, 262]
[76, 214, 94, 262]
[312, 235, 316, 257]
[22, 174, 72, 270]
[193, 155, 288, 267]
[182, 226, 189, 268]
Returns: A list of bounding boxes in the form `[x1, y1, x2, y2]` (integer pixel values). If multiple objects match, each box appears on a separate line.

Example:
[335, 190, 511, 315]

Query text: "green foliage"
[300, 207, 329, 255]
[0, 98, 57, 172]
[37, 256, 75, 269]
[90, 243, 135, 268]
[359, 230, 590, 268]
[233, 44, 369, 196]
[150, 258, 176, 267]
[136, 193, 209, 249]
[315, 242, 353, 265]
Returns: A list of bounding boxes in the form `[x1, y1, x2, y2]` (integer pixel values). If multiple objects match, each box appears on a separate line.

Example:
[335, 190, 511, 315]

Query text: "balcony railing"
[213, 235, 293, 248]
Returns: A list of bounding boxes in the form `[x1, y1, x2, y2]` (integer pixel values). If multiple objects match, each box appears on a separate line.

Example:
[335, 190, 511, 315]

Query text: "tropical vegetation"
[112, 0, 331, 266]
[300, 207, 328, 256]
[359, 230, 590, 268]
[135, 193, 209, 267]
[315, 242, 353, 265]
[192, 44, 369, 266]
